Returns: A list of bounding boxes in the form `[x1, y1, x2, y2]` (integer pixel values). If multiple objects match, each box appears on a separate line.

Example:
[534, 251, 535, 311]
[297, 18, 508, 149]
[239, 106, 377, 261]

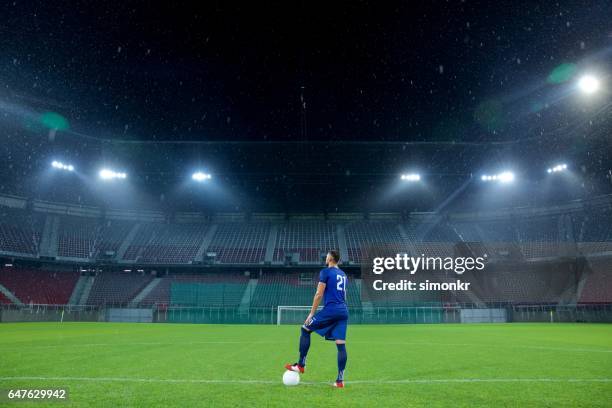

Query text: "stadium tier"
[274, 222, 338, 263]
[86, 272, 154, 305]
[0, 267, 79, 304]
[141, 273, 249, 306]
[578, 208, 612, 254]
[119, 221, 210, 264]
[57, 216, 98, 259]
[94, 219, 135, 258]
[0, 193, 610, 312]
[344, 221, 409, 263]
[207, 223, 269, 264]
[403, 222, 460, 258]
[0, 292, 10, 304]
[0, 207, 40, 256]
[580, 259, 612, 303]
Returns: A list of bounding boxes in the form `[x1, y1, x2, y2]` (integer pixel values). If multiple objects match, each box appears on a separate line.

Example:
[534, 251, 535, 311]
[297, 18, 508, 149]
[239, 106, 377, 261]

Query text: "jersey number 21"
[336, 275, 347, 292]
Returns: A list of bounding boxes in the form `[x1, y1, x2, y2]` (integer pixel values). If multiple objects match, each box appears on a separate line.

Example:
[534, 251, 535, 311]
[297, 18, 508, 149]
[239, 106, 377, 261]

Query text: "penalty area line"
[0, 377, 611, 385]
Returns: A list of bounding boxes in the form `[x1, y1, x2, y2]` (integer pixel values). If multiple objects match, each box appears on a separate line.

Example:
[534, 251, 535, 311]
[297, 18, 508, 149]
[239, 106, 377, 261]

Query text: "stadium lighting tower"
[99, 168, 127, 180]
[481, 171, 515, 183]
[192, 171, 212, 182]
[51, 160, 74, 172]
[400, 173, 420, 182]
[547, 163, 568, 174]
[578, 74, 600, 94]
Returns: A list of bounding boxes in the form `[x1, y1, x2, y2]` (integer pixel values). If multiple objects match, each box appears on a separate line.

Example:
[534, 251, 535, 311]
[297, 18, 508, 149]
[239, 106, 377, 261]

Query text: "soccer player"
[285, 250, 349, 388]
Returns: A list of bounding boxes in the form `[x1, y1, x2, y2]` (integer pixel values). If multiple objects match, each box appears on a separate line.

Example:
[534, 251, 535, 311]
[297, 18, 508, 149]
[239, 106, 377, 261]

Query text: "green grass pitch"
[0, 322, 611, 407]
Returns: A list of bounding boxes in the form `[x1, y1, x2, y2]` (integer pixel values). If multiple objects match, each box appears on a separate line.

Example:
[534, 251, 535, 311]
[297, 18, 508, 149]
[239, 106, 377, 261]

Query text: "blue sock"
[336, 343, 347, 382]
[298, 327, 311, 366]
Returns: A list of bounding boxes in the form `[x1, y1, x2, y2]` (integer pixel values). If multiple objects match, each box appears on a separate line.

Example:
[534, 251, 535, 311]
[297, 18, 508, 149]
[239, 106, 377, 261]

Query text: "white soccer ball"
[282, 370, 300, 386]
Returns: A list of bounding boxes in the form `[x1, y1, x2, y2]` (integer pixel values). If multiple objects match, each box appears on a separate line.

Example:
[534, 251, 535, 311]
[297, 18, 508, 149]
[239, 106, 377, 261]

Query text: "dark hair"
[328, 250, 340, 263]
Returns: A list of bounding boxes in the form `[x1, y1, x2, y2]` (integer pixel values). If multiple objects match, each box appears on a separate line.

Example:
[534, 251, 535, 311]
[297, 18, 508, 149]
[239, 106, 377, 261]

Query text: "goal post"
[277, 305, 323, 325]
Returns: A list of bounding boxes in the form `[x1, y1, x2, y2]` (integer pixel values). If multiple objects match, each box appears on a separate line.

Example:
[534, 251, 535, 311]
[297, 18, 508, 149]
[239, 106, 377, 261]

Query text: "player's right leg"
[333, 339, 347, 388]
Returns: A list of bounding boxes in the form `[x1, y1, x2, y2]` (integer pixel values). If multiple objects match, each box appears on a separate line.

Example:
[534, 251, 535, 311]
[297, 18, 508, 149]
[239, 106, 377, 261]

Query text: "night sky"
[1, 1, 610, 142]
[0, 1, 611, 212]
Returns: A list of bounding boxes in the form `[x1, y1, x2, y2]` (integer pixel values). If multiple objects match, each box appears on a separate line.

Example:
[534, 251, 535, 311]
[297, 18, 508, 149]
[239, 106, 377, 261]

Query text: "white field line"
[0, 376, 611, 385]
[1, 341, 611, 354]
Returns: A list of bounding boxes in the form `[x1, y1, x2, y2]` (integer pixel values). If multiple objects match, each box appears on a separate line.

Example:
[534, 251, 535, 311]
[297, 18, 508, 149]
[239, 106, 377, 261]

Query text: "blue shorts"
[303, 306, 349, 341]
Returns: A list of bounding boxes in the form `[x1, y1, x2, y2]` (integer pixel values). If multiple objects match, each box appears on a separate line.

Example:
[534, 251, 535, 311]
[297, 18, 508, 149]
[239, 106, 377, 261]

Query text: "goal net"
[277, 306, 323, 325]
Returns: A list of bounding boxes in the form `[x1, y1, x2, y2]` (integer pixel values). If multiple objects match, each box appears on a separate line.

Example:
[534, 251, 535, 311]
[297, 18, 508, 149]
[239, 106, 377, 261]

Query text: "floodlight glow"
[497, 172, 514, 183]
[481, 171, 515, 183]
[192, 172, 212, 182]
[99, 168, 127, 180]
[400, 173, 420, 181]
[578, 75, 600, 94]
[51, 160, 75, 171]
[547, 163, 568, 174]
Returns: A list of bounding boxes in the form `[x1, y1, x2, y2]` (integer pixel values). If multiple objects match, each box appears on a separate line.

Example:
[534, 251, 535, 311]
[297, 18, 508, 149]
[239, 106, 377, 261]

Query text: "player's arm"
[305, 282, 325, 325]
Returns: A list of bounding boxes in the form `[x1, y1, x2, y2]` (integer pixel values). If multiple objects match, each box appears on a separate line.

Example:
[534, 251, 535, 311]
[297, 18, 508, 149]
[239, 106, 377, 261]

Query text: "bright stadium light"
[192, 171, 212, 182]
[481, 171, 515, 183]
[99, 168, 127, 180]
[578, 75, 600, 94]
[51, 160, 75, 172]
[547, 163, 568, 174]
[400, 173, 420, 182]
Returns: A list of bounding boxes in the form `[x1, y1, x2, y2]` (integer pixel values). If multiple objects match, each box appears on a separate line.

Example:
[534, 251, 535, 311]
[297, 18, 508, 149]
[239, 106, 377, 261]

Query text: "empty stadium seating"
[57, 216, 98, 258]
[274, 222, 337, 263]
[580, 260, 612, 303]
[403, 222, 458, 258]
[345, 222, 409, 263]
[516, 216, 560, 259]
[0, 267, 79, 304]
[0, 291, 12, 304]
[141, 273, 249, 306]
[94, 219, 135, 257]
[578, 209, 612, 254]
[0, 208, 39, 255]
[251, 272, 361, 308]
[86, 272, 153, 305]
[208, 223, 269, 264]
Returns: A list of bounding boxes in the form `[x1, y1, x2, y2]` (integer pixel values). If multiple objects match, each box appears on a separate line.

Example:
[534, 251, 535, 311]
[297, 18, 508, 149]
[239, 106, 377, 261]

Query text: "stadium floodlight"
[481, 171, 515, 183]
[578, 74, 600, 94]
[192, 171, 212, 182]
[400, 173, 420, 182]
[547, 163, 568, 174]
[51, 160, 75, 172]
[99, 168, 127, 180]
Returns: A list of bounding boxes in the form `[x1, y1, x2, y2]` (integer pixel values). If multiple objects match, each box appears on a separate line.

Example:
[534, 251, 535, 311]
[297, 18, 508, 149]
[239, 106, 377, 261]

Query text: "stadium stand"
[207, 223, 269, 264]
[57, 216, 98, 259]
[273, 222, 337, 263]
[122, 223, 163, 261]
[93, 219, 135, 258]
[403, 221, 458, 258]
[468, 219, 520, 258]
[251, 272, 361, 308]
[580, 260, 612, 303]
[345, 222, 409, 263]
[516, 215, 560, 259]
[578, 208, 612, 254]
[86, 272, 153, 305]
[0, 267, 79, 304]
[139, 223, 208, 264]
[170, 281, 248, 307]
[0, 291, 12, 304]
[0, 207, 40, 255]
[141, 273, 248, 306]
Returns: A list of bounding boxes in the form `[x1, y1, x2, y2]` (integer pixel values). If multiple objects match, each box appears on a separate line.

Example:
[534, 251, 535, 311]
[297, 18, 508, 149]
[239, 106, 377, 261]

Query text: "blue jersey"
[318, 266, 348, 309]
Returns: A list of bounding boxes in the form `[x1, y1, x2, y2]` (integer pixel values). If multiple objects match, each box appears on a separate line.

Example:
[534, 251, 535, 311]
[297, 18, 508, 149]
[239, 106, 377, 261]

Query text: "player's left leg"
[333, 339, 347, 388]
[285, 326, 311, 373]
